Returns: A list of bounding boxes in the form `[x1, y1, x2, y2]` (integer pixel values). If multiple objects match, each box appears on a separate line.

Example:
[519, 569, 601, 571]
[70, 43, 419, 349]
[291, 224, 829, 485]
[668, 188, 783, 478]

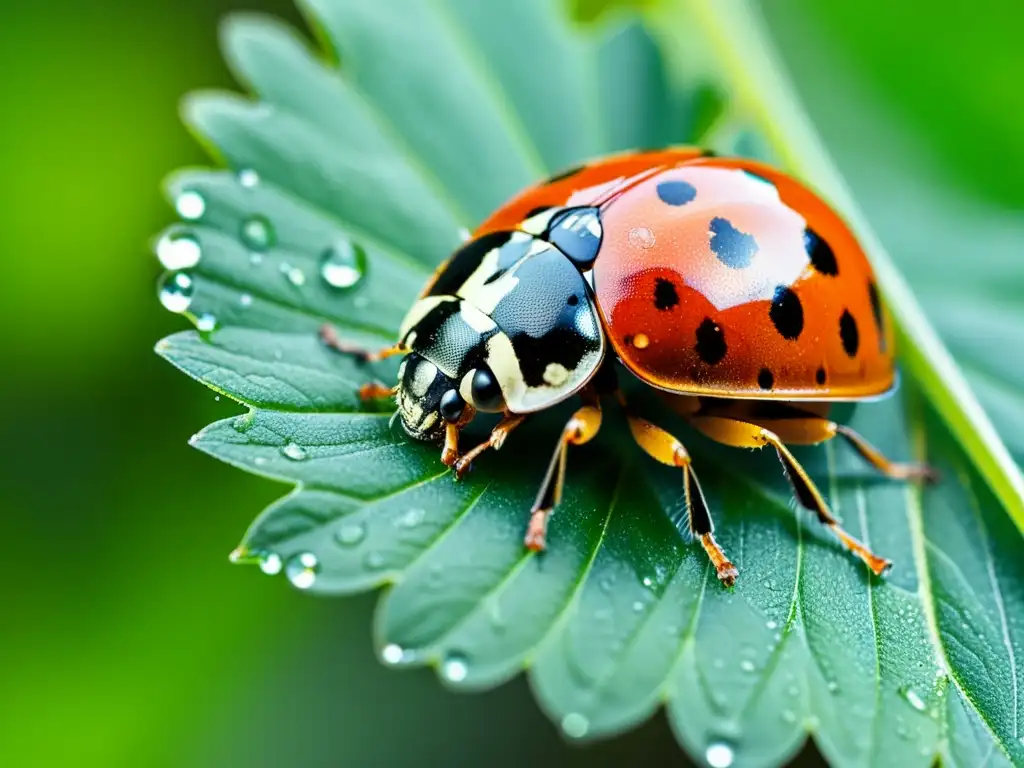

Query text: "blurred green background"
[1, 0, 1020, 765]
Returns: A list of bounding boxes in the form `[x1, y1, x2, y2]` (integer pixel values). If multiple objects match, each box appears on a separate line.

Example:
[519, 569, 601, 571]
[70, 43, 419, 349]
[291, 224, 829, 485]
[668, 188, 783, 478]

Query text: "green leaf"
[155, 1, 1024, 764]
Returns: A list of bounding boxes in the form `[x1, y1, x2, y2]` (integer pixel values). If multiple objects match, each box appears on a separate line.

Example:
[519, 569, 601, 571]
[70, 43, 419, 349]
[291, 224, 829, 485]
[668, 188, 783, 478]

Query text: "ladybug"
[321, 148, 935, 586]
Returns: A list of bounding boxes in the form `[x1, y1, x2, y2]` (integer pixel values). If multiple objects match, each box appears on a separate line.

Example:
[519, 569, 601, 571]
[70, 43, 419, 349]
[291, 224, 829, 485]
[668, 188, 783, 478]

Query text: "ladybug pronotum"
[321, 148, 936, 586]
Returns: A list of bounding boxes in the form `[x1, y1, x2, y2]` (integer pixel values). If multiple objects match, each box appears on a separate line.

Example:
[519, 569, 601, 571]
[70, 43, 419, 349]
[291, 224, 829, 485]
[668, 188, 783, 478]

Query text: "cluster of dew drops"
[157, 168, 369, 329]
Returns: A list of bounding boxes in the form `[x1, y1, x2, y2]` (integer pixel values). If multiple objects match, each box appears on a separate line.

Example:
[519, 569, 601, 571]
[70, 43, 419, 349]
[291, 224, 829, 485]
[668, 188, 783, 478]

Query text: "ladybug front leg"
[624, 413, 738, 587]
[687, 414, 892, 577]
[525, 396, 602, 551]
[319, 324, 406, 362]
[452, 413, 527, 479]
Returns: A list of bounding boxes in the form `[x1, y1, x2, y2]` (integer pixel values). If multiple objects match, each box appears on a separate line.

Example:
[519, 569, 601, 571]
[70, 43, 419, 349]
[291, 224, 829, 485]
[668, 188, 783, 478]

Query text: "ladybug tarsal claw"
[716, 562, 739, 588]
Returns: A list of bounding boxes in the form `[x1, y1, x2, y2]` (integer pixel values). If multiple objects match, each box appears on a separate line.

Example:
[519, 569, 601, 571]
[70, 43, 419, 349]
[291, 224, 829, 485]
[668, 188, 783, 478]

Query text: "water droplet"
[335, 522, 366, 546]
[281, 442, 307, 461]
[285, 552, 318, 589]
[157, 231, 202, 270]
[176, 190, 206, 220]
[827, 680, 839, 693]
[258, 552, 283, 575]
[766, 620, 778, 630]
[239, 293, 253, 308]
[642, 576, 654, 588]
[254, 456, 268, 466]
[363, 551, 385, 570]
[196, 313, 217, 332]
[487, 598, 505, 633]
[240, 215, 274, 251]
[561, 712, 589, 739]
[320, 240, 367, 289]
[628, 226, 656, 249]
[705, 740, 735, 768]
[381, 643, 405, 665]
[159, 272, 194, 313]
[238, 168, 260, 188]
[396, 507, 425, 528]
[284, 265, 306, 286]
[249, 253, 263, 266]
[441, 651, 469, 682]
[632, 600, 645, 613]
[900, 687, 926, 712]
[740, 659, 755, 672]
[214, 395, 221, 402]
[781, 709, 796, 723]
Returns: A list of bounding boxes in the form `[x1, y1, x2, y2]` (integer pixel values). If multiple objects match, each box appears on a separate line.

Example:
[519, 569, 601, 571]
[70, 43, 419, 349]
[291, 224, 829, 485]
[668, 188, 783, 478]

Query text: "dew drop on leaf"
[239, 293, 253, 308]
[258, 552, 283, 575]
[364, 551, 385, 570]
[175, 190, 206, 220]
[335, 522, 366, 547]
[381, 643, 406, 665]
[157, 232, 202, 270]
[196, 313, 217, 333]
[781, 710, 796, 724]
[766, 620, 778, 630]
[642, 576, 654, 588]
[740, 659, 755, 672]
[441, 651, 469, 682]
[827, 680, 839, 693]
[281, 442, 307, 461]
[159, 272, 194, 313]
[899, 686, 927, 712]
[705, 740, 736, 768]
[281, 263, 306, 287]
[249, 253, 263, 266]
[396, 508, 425, 528]
[632, 600, 645, 613]
[238, 168, 260, 188]
[240, 215, 274, 251]
[561, 712, 589, 739]
[285, 552, 318, 589]
[320, 240, 368, 289]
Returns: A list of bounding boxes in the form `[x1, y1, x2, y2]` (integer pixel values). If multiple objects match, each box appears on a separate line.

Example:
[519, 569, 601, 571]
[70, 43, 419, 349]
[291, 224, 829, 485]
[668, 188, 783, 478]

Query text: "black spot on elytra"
[757, 368, 774, 390]
[623, 335, 634, 347]
[525, 205, 552, 219]
[567, 294, 579, 306]
[804, 228, 838, 276]
[840, 309, 859, 357]
[547, 164, 585, 183]
[816, 366, 827, 385]
[657, 180, 697, 206]
[695, 318, 727, 365]
[867, 280, 886, 350]
[653, 278, 679, 310]
[709, 217, 758, 269]
[769, 285, 804, 340]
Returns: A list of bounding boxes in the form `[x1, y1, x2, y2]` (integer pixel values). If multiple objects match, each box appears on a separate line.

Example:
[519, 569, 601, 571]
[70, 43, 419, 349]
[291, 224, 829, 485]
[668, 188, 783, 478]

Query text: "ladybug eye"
[439, 389, 465, 423]
[546, 206, 602, 267]
[470, 367, 504, 412]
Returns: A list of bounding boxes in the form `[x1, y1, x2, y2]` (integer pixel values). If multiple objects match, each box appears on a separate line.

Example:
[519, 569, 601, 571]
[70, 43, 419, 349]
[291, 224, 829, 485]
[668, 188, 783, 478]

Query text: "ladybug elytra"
[322, 148, 935, 586]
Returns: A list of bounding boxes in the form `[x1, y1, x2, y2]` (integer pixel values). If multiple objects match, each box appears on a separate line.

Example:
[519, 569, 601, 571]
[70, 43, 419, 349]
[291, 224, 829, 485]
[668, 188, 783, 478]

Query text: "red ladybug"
[323, 148, 935, 586]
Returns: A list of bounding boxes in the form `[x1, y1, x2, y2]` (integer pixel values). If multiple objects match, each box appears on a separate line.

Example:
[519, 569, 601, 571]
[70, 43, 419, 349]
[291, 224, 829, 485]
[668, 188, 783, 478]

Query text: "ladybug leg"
[525, 396, 602, 552]
[358, 381, 398, 401]
[687, 415, 892, 577]
[319, 324, 406, 362]
[625, 413, 738, 587]
[737, 414, 938, 483]
[453, 413, 527, 479]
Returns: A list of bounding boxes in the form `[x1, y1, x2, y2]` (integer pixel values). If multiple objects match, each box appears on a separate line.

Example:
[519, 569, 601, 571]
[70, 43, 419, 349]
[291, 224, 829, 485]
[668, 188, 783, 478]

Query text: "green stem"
[647, 0, 1024, 531]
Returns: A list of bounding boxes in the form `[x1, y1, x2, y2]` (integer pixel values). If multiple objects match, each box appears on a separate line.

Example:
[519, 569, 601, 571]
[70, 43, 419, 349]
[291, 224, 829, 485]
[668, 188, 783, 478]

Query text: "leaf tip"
[228, 545, 249, 563]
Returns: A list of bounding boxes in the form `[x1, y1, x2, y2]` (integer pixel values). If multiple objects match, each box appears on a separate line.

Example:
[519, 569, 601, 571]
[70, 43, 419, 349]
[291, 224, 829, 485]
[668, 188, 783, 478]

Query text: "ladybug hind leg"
[686, 412, 892, 576]
[624, 411, 738, 586]
[525, 393, 603, 552]
[319, 324, 406, 362]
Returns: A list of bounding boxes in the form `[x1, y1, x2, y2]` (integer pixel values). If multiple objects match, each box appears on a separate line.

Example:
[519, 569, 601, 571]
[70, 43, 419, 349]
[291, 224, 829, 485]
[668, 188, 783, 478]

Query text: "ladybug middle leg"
[319, 324, 406, 362]
[623, 411, 738, 587]
[686, 412, 892, 576]
[525, 391, 603, 552]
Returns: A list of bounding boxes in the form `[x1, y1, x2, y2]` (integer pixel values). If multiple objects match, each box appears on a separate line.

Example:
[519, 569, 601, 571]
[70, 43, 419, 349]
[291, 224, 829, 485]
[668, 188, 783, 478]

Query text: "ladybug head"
[396, 353, 509, 442]
[395, 353, 465, 441]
